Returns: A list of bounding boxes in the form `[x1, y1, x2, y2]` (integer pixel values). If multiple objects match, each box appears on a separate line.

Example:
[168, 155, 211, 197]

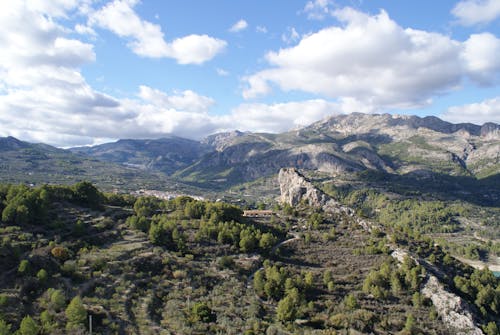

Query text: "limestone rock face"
[422, 276, 483, 335]
[278, 168, 330, 207]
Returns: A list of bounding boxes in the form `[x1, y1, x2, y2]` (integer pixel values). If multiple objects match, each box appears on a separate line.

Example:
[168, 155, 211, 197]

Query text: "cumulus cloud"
[89, 0, 226, 64]
[227, 100, 343, 133]
[452, 0, 500, 26]
[303, 0, 334, 20]
[0, 0, 353, 147]
[442, 97, 500, 124]
[229, 19, 248, 33]
[243, 7, 500, 111]
[462, 33, 500, 85]
[138, 86, 215, 113]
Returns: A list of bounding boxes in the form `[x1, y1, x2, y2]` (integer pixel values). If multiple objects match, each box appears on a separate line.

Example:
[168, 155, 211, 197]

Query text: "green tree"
[484, 322, 499, 335]
[344, 293, 359, 310]
[36, 269, 48, 283]
[0, 319, 11, 335]
[190, 302, 215, 323]
[18, 316, 38, 335]
[404, 314, 415, 333]
[18, 260, 30, 275]
[277, 288, 300, 322]
[49, 289, 66, 311]
[72, 181, 102, 209]
[259, 233, 277, 251]
[65, 296, 87, 331]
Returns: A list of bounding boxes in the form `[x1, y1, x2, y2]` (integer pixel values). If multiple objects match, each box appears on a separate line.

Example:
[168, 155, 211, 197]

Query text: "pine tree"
[65, 296, 87, 331]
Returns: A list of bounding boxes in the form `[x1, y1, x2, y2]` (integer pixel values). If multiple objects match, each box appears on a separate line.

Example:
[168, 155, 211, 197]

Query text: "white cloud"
[462, 33, 500, 85]
[256, 26, 268, 34]
[452, 0, 500, 26]
[75, 23, 96, 36]
[229, 19, 248, 33]
[0, 0, 353, 147]
[281, 27, 300, 44]
[89, 0, 226, 64]
[442, 97, 500, 124]
[138, 86, 215, 113]
[303, 0, 334, 20]
[216, 68, 229, 76]
[227, 100, 342, 133]
[243, 7, 500, 111]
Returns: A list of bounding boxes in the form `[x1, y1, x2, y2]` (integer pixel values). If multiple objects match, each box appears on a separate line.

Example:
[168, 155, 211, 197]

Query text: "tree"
[404, 314, 415, 333]
[50, 289, 66, 311]
[259, 233, 277, 251]
[65, 296, 87, 331]
[72, 181, 102, 209]
[344, 293, 359, 310]
[277, 288, 300, 322]
[0, 319, 11, 335]
[18, 260, 30, 275]
[484, 322, 499, 335]
[18, 316, 38, 335]
[36, 269, 48, 283]
[190, 302, 215, 323]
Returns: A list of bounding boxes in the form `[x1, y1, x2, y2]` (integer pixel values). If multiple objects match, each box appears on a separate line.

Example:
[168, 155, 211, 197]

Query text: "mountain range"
[1, 113, 499, 200]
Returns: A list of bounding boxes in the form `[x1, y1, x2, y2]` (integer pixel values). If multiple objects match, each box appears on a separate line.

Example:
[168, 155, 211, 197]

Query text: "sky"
[0, 0, 500, 147]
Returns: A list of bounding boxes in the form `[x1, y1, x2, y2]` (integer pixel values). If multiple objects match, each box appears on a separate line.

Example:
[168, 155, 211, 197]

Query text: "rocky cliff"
[278, 168, 332, 207]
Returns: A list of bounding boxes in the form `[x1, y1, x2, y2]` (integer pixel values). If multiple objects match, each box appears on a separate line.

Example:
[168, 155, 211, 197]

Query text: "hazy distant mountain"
[71, 136, 212, 175]
[0, 136, 188, 191]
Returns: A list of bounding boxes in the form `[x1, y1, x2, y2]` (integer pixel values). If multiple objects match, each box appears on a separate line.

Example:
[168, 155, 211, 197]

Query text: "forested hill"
[0, 182, 499, 334]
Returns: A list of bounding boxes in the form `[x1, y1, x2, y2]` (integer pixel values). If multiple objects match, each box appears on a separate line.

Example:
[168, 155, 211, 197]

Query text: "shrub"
[51, 246, 69, 260]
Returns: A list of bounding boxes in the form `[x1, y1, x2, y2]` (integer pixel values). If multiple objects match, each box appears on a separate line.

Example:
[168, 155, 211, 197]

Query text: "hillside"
[0, 180, 498, 334]
[0, 137, 203, 195]
[71, 137, 211, 175]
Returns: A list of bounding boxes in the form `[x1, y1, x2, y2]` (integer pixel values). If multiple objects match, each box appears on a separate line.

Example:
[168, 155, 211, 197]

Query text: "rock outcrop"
[278, 168, 331, 207]
[422, 276, 483, 335]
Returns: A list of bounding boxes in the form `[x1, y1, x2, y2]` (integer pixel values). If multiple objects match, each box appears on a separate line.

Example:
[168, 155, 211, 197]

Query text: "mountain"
[173, 113, 499, 189]
[2, 113, 498, 198]
[0, 136, 198, 192]
[71, 136, 211, 175]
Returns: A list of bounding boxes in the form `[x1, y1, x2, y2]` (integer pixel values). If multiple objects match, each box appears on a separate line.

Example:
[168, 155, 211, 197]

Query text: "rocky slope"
[174, 113, 499, 188]
[278, 167, 486, 334]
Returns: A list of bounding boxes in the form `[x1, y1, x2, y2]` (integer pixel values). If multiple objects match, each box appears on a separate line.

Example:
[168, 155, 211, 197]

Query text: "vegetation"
[0, 181, 498, 334]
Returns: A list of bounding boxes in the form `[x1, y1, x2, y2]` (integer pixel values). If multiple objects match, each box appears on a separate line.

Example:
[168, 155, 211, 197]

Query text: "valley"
[0, 114, 499, 334]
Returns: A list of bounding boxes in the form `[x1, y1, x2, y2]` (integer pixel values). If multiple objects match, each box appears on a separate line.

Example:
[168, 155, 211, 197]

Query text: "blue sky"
[0, 0, 499, 147]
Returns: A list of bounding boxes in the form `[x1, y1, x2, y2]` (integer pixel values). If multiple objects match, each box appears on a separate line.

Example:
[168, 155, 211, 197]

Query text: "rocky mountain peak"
[312, 113, 498, 138]
[202, 130, 245, 151]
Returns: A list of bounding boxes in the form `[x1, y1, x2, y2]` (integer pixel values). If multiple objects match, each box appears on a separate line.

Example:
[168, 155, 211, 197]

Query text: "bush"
[51, 246, 69, 261]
